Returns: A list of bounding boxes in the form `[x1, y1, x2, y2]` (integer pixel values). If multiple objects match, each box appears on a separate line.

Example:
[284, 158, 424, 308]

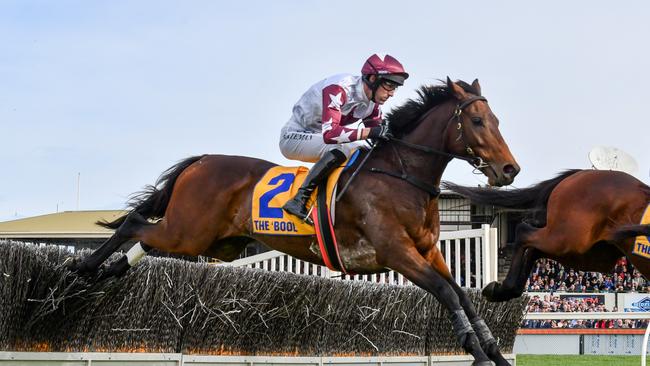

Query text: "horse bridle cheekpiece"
[453, 95, 489, 169]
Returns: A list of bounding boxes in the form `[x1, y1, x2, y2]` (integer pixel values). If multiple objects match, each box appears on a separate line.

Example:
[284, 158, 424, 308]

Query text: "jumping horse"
[444, 169, 650, 302]
[71, 78, 520, 366]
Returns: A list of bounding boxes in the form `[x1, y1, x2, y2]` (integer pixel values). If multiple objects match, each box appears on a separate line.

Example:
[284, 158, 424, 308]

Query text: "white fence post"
[490, 227, 498, 284]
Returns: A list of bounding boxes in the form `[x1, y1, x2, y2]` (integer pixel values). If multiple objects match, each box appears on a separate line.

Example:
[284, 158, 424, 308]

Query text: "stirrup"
[303, 205, 315, 225]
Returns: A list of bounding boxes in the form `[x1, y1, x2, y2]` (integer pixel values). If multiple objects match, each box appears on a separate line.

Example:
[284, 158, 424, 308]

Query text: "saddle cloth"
[251, 153, 358, 236]
[632, 204, 650, 259]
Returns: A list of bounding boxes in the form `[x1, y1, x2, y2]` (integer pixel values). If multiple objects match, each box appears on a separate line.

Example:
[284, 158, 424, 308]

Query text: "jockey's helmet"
[361, 53, 409, 86]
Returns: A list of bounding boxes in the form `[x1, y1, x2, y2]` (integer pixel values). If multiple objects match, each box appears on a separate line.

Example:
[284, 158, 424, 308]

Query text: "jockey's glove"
[368, 125, 393, 141]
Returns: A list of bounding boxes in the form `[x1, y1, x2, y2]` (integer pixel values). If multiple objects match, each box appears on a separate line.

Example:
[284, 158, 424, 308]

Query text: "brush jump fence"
[0, 227, 521, 365]
[226, 225, 498, 290]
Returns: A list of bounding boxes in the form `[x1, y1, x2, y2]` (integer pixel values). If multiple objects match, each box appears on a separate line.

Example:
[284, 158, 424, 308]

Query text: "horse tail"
[97, 155, 205, 229]
[442, 169, 583, 211]
[612, 224, 650, 242]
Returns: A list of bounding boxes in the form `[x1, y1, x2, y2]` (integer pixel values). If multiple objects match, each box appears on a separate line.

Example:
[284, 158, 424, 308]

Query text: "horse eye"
[471, 117, 483, 126]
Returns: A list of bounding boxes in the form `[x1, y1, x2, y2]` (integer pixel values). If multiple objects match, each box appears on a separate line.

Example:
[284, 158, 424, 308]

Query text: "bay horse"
[71, 78, 520, 365]
[443, 169, 650, 302]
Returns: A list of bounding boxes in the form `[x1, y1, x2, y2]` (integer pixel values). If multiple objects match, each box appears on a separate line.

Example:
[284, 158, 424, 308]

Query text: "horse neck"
[388, 101, 456, 186]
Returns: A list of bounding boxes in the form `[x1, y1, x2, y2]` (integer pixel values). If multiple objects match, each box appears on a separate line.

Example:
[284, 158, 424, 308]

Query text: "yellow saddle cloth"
[632, 204, 650, 259]
[251, 164, 345, 235]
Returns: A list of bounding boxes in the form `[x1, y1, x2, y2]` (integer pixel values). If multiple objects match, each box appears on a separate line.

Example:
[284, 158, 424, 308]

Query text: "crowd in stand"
[522, 294, 649, 329]
[525, 257, 648, 293]
[520, 258, 650, 329]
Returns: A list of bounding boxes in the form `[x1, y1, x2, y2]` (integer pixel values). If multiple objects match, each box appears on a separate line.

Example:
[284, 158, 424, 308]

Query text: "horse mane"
[385, 80, 479, 137]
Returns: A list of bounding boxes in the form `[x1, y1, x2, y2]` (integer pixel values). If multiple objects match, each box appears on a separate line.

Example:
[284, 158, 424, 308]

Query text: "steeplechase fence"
[0, 239, 526, 360]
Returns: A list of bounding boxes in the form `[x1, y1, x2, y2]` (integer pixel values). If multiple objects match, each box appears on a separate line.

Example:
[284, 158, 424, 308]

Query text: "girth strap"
[369, 168, 441, 197]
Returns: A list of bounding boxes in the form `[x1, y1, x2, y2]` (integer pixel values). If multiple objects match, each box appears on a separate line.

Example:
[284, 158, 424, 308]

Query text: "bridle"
[336, 95, 491, 201]
[389, 95, 489, 170]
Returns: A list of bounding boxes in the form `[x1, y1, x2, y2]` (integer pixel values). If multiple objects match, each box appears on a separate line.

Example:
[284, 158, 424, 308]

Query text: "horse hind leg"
[483, 222, 541, 302]
[71, 211, 151, 275]
[97, 242, 153, 280]
[98, 235, 253, 281]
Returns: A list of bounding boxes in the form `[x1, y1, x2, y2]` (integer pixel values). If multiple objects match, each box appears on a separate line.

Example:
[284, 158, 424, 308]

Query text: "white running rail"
[226, 225, 498, 289]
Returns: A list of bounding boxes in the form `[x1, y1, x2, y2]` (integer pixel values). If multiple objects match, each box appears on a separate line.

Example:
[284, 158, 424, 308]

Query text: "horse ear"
[446, 76, 467, 99]
[471, 79, 482, 96]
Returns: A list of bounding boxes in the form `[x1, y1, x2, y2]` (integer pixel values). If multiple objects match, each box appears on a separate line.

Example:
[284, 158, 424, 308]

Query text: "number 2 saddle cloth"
[632, 204, 650, 259]
[252, 151, 360, 236]
[251, 151, 360, 273]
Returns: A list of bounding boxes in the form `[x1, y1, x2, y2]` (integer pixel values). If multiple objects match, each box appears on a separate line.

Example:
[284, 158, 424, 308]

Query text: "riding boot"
[283, 149, 346, 224]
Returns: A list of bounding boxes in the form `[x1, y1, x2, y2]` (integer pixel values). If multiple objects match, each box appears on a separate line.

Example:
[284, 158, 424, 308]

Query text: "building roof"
[0, 210, 126, 239]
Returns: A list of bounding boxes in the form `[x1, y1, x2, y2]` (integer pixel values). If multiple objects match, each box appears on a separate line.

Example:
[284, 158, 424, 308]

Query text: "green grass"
[517, 354, 641, 366]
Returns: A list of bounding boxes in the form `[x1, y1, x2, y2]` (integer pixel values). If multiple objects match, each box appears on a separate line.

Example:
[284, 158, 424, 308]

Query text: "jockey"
[279, 53, 409, 223]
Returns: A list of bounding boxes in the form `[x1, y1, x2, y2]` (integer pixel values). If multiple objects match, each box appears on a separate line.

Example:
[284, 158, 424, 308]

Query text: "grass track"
[517, 354, 640, 366]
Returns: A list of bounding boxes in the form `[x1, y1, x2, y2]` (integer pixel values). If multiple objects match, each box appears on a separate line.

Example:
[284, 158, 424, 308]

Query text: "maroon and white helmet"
[361, 53, 409, 85]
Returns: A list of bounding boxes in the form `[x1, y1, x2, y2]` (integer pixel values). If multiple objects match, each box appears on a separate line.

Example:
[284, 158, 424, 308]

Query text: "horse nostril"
[503, 164, 517, 176]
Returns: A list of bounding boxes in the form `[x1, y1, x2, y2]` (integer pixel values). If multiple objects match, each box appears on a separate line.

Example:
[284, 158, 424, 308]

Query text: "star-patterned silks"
[328, 92, 343, 110]
[283, 75, 383, 145]
[331, 129, 354, 143]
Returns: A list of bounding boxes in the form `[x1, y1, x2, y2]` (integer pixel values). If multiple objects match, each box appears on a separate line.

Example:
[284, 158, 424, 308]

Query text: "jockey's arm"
[321, 84, 383, 144]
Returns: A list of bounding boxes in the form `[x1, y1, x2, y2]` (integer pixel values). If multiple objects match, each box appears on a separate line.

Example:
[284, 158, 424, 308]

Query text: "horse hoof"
[482, 281, 501, 302]
[64, 257, 84, 273]
[485, 344, 510, 366]
[65, 257, 97, 277]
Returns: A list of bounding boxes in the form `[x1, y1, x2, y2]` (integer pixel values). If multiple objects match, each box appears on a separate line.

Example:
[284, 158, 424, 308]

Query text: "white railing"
[226, 225, 498, 289]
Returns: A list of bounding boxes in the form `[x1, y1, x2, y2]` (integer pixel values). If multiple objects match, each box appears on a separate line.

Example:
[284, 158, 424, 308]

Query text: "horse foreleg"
[428, 250, 510, 366]
[71, 212, 151, 275]
[483, 222, 540, 302]
[382, 245, 492, 366]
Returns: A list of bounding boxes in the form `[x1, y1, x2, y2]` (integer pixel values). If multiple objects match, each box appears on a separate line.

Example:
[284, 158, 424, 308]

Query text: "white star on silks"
[328, 92, 343, 110]
[331, 129, 353, 143]
[322, 117, 333, 132]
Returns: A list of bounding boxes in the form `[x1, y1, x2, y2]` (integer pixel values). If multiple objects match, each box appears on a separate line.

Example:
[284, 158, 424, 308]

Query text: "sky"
[1, 1, 649, 222]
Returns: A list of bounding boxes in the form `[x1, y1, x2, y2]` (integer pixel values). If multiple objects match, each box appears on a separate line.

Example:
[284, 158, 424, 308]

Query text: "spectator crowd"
[525, 257, 648, 293]
[520, 257, 650, 329]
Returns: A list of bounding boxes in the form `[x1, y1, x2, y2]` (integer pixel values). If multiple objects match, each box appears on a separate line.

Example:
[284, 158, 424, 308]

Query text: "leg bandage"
[471, 318, 497, 348]
[126, 242, 147, 266]
[450, 310, 475, 347]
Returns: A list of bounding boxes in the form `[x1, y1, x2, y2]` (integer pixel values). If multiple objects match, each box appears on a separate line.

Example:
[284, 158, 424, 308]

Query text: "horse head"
[443, 78, 520, 186]
[386, 78, 520, 187]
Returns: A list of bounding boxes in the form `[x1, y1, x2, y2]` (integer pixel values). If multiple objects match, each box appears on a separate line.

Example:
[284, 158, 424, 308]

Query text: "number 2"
[259, 173, 295, 218]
